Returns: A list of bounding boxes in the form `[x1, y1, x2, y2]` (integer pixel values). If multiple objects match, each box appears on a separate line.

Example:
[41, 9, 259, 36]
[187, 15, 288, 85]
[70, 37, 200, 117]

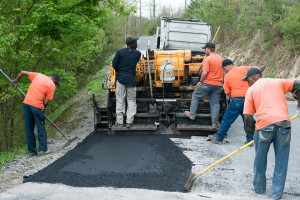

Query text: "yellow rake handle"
[196, 114, 299, 178]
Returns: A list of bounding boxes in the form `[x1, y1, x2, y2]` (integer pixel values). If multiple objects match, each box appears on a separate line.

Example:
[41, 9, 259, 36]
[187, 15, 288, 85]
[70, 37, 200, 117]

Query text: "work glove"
[12, 80, 18, 89]
[244, 114, 256, 137]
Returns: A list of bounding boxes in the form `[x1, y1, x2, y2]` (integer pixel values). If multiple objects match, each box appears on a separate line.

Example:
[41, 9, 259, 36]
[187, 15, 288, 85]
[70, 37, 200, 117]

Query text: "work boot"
[209, 136, 223, 144]
[184, 111, 195, 120]
[38, 150, 51, 156]
[114, 123, 124, 128]
[211, 123, 220, 129]
[207, 133, 216, 141]
[28, 152, 38, 157]
[126, 123, 133, 128]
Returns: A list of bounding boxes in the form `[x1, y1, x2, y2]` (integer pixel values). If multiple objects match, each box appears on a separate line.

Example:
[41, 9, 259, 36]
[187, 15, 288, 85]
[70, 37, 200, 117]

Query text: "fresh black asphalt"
[24, 132, 192, 192]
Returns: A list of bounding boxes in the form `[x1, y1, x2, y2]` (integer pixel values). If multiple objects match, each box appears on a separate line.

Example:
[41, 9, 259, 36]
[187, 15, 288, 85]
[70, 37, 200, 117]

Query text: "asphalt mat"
[23, 132, 193, 192]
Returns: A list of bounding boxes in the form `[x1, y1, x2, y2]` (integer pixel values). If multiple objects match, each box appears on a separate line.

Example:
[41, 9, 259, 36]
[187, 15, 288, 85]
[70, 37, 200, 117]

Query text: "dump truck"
[93, 17, 227, 135]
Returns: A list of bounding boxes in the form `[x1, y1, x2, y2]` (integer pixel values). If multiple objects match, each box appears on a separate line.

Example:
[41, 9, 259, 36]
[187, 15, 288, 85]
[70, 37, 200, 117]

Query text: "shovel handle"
[197, 114, 298, 178]
[0, 69, 26, 96]
[198, 140, 254, 177]
[290, 114, 299, 120]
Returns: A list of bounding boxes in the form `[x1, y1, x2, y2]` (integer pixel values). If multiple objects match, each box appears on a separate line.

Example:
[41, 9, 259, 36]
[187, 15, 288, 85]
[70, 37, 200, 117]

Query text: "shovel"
[0, 68, 77, 148]
[185, 114, 299, 191]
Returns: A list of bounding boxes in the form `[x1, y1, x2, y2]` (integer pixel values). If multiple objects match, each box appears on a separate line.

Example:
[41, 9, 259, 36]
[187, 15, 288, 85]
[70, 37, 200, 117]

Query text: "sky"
[136, 0, 191, 18]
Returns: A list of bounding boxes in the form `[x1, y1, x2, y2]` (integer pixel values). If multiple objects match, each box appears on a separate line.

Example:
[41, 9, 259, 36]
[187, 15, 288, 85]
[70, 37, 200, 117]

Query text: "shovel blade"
[62, 137, 78, 148]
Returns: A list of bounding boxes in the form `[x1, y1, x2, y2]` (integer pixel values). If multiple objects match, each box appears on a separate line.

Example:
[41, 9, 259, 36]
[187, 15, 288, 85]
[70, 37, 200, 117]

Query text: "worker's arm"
[196, 71, 208, 87]
[13, 71, 29, 88]
[112, 51, 120, 72]
[43, 99, 49, 108]
[200, 71, 208, 82]
[244, 114, 256, 136]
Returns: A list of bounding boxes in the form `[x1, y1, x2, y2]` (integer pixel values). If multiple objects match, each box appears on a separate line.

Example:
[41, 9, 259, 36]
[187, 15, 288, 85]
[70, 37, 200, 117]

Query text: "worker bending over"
[243, 67, 300, 200]
[112, 37, 141, 128]
[184, 42, 224, 129]
[13, 71, 60, 156]
[208, 59, 255, 144]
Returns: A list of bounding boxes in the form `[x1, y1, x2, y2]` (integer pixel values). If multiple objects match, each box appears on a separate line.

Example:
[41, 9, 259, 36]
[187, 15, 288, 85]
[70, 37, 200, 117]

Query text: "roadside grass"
[265, 72, 276, 78]
[0, 146, 26, 171]
[87, 71, 107, 94]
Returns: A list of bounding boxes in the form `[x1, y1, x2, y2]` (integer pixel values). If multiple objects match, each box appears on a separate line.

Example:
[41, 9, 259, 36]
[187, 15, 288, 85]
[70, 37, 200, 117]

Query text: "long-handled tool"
[185, 114, 299, 191]
[0, 68, 78, 148]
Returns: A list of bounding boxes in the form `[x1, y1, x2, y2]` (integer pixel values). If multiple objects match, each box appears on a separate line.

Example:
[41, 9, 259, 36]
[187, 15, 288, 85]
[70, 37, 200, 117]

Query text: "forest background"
[0, 0, 299, 159]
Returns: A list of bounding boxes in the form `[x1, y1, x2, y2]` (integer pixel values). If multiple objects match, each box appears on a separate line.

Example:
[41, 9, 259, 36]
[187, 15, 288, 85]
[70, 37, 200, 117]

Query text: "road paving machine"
[93, 18, 227, 135]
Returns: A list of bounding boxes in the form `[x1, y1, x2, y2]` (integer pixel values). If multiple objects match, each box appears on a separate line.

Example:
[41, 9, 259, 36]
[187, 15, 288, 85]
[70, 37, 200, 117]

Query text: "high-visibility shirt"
[202, 53, 224, 86]
[224, 66, 257, 98]
[23, 72, 56, 109]
[243, 78, 294, 130]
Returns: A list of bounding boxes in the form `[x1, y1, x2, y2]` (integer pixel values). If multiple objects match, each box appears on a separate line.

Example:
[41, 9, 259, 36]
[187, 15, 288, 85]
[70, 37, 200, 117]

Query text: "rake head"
[185, 172, 197, 192]
[62, 136, 78, 148]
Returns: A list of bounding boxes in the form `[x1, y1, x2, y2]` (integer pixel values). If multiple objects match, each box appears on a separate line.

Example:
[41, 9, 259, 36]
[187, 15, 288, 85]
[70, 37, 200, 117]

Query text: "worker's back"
[244, 78, 294, 130]
[224, 66, 254, 98]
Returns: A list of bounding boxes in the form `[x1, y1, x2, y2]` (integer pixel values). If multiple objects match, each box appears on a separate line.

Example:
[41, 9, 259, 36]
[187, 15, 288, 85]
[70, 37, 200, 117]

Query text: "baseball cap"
[242, 68, 262, 81]
[220, 59, 234, 68]
[51, 74, 61, 86]
[126, 37, 139, 45]
[202, 42, 215, 49]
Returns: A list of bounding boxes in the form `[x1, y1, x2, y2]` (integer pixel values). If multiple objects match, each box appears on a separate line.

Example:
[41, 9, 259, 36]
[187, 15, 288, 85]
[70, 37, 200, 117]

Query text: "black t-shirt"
[112, 48, 141, 87]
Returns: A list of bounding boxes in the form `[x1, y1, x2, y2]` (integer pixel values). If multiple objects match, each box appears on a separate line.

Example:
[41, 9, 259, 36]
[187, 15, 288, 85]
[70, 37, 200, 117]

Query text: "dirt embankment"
[218, 32, 299, 101]
[218, 33, 300, 79]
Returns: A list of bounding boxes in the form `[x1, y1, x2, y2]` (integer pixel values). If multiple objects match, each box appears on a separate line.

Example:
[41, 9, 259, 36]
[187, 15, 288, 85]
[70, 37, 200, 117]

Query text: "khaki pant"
[116, 81, 136, 124]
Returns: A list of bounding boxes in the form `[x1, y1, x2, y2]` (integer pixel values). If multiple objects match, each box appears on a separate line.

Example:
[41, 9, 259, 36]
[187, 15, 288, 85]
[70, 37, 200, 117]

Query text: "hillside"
[219, 33, 300, 79]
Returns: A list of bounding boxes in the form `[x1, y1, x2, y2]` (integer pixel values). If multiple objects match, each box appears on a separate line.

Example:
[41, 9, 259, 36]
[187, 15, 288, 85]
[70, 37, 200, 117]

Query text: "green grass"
[87, 70, 107, 93]
[39, 158, 49, 162]
[0, 146, 26, 171]
[0, 152, 15, 166]
[47, 100, 76, 123]
[265, 72, 276, 78]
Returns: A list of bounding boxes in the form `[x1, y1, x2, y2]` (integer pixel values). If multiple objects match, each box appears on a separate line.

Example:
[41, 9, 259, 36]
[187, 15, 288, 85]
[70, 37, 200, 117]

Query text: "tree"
[0, 0, 136, 152]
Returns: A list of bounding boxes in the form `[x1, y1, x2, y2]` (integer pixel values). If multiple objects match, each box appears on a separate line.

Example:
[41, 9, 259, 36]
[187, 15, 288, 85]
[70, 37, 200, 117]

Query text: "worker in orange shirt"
[208, 59, 255, 144]
[184, 42, 224, 129]
[243, 67, 300, 200]
[13, 71, 60, 156]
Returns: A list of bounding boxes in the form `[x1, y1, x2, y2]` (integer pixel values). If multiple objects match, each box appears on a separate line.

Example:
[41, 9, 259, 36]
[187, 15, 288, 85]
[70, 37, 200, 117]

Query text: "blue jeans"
[190, 83, 223, 125]
[216, 97, 253, 141]
[23, 104, 48, 153]
[253, 124, 291, 200]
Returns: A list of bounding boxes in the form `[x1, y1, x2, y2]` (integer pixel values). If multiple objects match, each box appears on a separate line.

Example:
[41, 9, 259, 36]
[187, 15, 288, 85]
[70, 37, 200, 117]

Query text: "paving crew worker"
[184, 42, 224, 129]
[112, 37, 141, 128]
[208, 59, 255, 144]
[13, 71, 60, 156]
[243, 67, 300, 200]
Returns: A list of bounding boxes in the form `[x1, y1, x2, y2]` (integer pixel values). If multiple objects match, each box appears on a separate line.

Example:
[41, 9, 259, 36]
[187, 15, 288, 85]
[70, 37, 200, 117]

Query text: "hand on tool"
[12, 80, 18, 89]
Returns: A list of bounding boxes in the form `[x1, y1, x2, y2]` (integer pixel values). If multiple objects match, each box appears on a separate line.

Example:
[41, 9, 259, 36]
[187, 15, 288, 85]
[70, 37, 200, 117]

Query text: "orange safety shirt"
[202, 53, 224, 86]
[23, 73, 56, 109]
[243, 78, 294, 130]
[224, 66, 257, 98]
